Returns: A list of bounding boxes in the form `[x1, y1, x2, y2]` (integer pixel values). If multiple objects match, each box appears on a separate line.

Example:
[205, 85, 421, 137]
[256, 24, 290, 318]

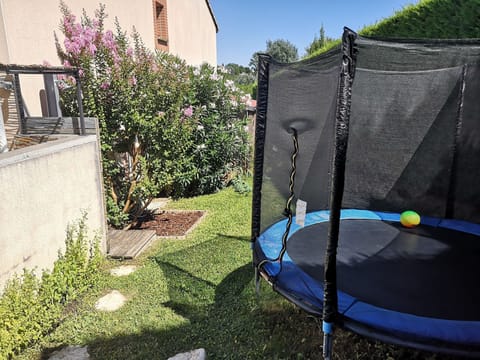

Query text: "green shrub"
[231, 175, 252, 195]
[0, 214, 102, 358]
[183, 65, 251, 196]
[360, 0, 480, 39]
[55, 2, 251, 228]
[307, 0, 480, 60]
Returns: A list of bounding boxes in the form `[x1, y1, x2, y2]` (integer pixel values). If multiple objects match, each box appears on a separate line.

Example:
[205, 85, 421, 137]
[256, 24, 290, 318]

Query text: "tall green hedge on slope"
[361, 0, 480, 39]
[308, 0, 480, 59]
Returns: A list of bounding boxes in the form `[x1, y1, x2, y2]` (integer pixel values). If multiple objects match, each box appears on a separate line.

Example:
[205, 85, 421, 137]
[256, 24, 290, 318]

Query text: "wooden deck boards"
[107, 229, 156, 259]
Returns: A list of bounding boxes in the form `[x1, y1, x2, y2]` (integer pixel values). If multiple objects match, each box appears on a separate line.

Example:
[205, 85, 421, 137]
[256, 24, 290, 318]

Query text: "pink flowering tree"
[55, 2, 250, 228]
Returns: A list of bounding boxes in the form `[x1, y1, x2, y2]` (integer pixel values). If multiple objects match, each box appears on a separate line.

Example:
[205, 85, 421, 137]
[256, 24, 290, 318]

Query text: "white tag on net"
[295, 199, 307, 227]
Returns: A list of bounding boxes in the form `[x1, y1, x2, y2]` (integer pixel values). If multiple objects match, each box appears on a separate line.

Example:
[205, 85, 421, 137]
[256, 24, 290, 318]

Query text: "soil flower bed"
[134, 210, 205, 237]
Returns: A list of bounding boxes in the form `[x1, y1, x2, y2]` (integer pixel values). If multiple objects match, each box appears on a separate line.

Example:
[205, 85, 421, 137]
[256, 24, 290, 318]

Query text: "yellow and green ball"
[400, 210, 421, 228]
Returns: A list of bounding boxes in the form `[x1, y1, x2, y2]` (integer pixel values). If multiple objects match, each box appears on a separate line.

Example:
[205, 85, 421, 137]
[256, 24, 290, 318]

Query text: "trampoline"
[252, 29, 480, 358]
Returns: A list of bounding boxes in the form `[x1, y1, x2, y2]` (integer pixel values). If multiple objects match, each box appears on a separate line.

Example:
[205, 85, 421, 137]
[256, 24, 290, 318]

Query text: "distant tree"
[249, 39, 298, 72]
[225, 63, 250, 76]
[265, 39, 298, 63]
[305, 24, 336, 56]
[249, 51, 261, 73]
[220, 62, 255, 93]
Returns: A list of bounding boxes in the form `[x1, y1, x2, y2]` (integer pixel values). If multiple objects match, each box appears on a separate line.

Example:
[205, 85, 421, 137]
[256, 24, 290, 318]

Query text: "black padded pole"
[322, 27, 357, 360]
[251, 54, 271, 245]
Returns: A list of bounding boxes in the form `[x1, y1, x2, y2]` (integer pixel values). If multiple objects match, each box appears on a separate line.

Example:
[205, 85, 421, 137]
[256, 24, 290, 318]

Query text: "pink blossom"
[88, 42, 97, 56]
[100, 82, 110, 90]
[183, 106, 193, 117]
[64, 38, 81, 55]
[83, 27, 96, 43]
[56, 81, 67, 90]
[126, 47, 134, 57]
[63, 60, 72, 68]
[102, 30, 116, 51]
[63, 14, 76, 35]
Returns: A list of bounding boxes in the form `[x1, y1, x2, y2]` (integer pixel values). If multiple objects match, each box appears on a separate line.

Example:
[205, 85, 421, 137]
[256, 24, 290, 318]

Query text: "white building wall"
[168, 0, 217, 67]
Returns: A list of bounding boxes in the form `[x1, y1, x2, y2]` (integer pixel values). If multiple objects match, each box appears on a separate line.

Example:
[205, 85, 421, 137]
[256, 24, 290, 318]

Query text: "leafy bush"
[55, 2, 251, 228]
[307, 0, 480, 60]
[0, 214, 102, 358]
[361, 0, 480, 39]
[183, 65, 250, 196]
[231, 175, 252, 195]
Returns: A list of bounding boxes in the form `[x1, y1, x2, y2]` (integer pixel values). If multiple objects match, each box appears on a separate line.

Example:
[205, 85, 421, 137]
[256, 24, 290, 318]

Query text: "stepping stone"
[148, 197, 170, 211]
[48, 345, 89, 360]
[95, 290, 127, 312]
[109, 265, 138, 276]
[168, 348, 206, 360]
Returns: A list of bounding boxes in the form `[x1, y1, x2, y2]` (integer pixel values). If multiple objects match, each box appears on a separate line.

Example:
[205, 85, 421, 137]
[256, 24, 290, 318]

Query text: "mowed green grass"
[17, 184, 460, 359]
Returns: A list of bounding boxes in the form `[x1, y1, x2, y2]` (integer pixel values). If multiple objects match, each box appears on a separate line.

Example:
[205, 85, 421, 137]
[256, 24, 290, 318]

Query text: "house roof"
[205, 0, 219, 33]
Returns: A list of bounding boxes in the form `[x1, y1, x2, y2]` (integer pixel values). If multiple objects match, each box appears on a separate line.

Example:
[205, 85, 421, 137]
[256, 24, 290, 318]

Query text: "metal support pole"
[12, 73, 26, 134]
[74, 71, 86, 135]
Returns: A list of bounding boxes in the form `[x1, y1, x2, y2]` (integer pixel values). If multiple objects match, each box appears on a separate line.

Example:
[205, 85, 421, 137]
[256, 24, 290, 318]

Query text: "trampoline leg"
[322, 322, 334, 360]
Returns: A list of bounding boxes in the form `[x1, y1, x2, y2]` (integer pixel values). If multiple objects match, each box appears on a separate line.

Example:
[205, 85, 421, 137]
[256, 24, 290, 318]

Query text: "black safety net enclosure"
[252, 28, 480, 358]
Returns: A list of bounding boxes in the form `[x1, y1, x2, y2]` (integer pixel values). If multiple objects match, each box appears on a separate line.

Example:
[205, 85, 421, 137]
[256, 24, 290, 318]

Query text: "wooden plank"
[107, 229, 156, 259]
[24, 116, 97, 135]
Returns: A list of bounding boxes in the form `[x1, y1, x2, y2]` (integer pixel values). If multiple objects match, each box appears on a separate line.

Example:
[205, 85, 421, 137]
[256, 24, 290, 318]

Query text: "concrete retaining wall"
[0, 135, 107, 290]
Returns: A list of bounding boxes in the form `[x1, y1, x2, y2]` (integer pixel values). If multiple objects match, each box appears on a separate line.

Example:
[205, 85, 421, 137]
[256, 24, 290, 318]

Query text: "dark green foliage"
[361, 0, 480, 39]
[265, 39, 299, 63]
[307, 0, 480, 60]
[224, 63, 251, 76]
[231, 175, 252, 195]
[0, 214, 102, 358]
[249, 51, 261, 73]
[250, 39, 299, 70]
[305, 24, 337, 56]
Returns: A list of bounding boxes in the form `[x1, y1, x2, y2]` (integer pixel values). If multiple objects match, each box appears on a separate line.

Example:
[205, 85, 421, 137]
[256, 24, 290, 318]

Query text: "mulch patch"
[134, 210, 205, 237]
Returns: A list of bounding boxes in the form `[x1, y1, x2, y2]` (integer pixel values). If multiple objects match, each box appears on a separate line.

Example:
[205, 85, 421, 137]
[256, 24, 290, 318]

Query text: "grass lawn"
[17, 183, 460, 359]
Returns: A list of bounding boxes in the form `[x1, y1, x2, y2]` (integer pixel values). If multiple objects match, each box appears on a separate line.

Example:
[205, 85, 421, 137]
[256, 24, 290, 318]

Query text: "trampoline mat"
[287, 219, 480, 320]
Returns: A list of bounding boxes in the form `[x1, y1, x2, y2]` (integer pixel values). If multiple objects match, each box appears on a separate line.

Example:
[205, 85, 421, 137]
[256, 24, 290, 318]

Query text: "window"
[153, 0, 168, 51]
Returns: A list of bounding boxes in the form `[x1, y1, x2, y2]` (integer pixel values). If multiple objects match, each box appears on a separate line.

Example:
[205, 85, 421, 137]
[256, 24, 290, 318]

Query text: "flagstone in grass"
[109, 265, 138, 277]
[94, 290, 127, 312]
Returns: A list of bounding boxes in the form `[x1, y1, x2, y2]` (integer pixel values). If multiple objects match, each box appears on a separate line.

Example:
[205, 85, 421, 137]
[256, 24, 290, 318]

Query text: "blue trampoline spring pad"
[254, 210, 480, 349]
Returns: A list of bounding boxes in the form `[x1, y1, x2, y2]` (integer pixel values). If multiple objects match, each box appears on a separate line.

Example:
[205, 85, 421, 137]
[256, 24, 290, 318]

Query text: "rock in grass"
[48, 345, 89, 359]
[109, 265, 138, 276]
[168, 348, 206, 360]
[94, 290, 127, 311]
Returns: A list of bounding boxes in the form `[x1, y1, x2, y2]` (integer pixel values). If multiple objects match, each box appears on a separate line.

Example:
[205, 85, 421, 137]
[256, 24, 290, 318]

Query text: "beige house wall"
[167, 0, 217, 67]
[0, 2, 9, 64]
[0, 0, 155, 115]
[0, 0, 154, 66]
[0, 135, 107, 291]
[0, 0, 217, 113]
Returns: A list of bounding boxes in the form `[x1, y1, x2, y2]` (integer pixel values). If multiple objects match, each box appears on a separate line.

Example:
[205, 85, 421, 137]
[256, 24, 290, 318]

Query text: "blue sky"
[209, 0, 418, 66]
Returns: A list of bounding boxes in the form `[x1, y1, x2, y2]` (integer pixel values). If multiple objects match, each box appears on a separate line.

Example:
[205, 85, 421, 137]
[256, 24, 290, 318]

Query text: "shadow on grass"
[216, 233, 251, 242]
[41, 262, 267, 359]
